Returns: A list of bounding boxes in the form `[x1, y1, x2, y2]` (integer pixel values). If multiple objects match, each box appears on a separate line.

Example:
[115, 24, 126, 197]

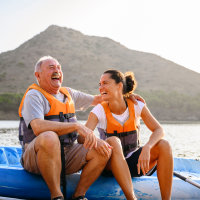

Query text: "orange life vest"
[19, 84, 77, 148]
[19, 83, 75, 118]
[101, 99, 139, 156]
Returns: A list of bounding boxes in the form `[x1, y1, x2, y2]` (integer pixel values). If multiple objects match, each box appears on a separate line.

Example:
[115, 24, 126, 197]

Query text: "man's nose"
[54, 66, 60, 72]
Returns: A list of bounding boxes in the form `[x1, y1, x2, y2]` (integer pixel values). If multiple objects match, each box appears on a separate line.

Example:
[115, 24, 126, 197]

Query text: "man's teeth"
[52, 76, 59, 79]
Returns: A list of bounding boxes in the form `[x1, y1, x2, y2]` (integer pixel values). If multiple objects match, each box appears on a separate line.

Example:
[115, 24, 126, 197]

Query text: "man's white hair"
[34, 56, 58, 72]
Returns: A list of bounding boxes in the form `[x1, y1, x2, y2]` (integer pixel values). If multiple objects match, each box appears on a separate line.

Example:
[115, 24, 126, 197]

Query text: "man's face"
[35, 59, 63, 94]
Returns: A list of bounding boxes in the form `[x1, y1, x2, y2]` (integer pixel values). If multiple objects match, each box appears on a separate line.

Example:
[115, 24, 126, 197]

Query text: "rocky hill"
[0, 25, 200, 121]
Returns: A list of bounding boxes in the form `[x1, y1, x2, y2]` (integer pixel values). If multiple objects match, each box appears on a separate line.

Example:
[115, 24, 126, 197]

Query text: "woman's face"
[99, 73, 122, 101]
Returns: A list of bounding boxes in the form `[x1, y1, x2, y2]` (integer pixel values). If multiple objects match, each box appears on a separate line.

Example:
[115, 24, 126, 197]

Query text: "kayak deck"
[0, 146, 200, 199]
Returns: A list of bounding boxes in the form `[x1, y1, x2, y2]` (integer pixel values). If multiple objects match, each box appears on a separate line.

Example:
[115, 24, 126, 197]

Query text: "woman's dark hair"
[103, 69, 137, 96]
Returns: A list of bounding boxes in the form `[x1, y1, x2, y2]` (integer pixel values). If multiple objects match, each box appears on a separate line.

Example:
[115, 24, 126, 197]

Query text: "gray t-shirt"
[21, 87, 94, 127]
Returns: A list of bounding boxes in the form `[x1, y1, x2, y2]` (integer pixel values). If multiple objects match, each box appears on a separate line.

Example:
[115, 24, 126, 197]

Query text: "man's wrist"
[143, 143, 151, 150]
[74, 122, 80, 132]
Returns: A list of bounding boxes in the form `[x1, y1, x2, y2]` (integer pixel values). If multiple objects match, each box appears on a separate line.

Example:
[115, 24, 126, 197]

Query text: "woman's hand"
[95, 139, 113, 158]
[137, 144, 151, 175]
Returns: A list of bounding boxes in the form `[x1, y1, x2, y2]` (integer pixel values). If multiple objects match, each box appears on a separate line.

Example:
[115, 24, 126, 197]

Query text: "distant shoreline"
[0, 120, 200, 125]
[159, 121, 200, 124]
[140, 120, 200, 125]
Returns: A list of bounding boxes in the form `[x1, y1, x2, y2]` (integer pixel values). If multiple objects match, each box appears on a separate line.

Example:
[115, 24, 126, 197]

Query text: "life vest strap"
[19, 135, 23, 141]
[105, 130, 137, 138]
[44, 113, 75, 120]
[19, 113, 76, 142]
[20, 113, 75, 121]
[123, 143, 138, 152]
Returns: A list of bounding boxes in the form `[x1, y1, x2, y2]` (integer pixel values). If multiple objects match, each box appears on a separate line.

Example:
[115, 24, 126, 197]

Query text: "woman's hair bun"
[124, 72, 137, 95]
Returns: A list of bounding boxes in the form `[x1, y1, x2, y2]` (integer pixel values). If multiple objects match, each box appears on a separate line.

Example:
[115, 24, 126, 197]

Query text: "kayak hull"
[0, 146, 200, 199]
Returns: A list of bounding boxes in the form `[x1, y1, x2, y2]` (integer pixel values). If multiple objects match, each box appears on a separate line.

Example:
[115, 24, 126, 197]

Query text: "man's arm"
[91, 93, 145, 106]
[91, 95, 103, 106]
[68, 87, 145, 107]
[30, 119, 97, 150]
[31, 119, 83, 136]
[129, 93, 146, 105]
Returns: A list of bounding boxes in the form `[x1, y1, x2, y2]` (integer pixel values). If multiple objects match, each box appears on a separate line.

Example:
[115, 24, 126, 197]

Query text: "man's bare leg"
[35, 131, 63, 199]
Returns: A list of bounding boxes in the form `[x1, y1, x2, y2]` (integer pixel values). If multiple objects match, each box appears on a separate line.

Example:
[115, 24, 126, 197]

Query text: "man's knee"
[35, 131, 60, 152]
[97, 151, 111, 166]
[87, 148, 111, 166]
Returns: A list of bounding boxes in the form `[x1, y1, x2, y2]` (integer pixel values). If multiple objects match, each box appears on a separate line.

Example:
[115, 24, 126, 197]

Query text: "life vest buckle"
[59, 112, 65, 122]
[113, 130, 118, 137]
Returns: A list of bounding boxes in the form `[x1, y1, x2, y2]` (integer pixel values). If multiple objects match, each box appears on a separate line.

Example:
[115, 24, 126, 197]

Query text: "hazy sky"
[1, 0, 200, 73]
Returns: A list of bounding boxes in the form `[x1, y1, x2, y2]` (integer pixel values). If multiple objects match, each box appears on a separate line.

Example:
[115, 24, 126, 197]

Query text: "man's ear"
[35, 72, 40, 81]
[118, 82, 123, 91]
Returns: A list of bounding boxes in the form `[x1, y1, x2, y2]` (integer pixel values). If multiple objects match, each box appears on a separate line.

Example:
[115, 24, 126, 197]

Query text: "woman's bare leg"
[106, 137, 137, 200]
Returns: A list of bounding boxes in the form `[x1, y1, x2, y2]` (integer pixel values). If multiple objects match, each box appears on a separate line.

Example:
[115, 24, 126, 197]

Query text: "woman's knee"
[106, 136, 123, 154]
[106, 136, 121, 147]
[157, 139, 172, 155]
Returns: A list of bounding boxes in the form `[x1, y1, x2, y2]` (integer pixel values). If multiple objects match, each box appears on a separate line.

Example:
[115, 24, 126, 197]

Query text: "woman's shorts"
[102, 147, 156, 177]
[126, 147, 157, 177]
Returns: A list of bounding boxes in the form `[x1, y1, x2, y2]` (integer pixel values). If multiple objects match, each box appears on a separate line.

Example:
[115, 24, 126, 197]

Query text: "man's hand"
[95, 139, 112, 158]
[137, 145, 151, 175]
[76, 123, 97, 150]
[129, 93, 146, 105]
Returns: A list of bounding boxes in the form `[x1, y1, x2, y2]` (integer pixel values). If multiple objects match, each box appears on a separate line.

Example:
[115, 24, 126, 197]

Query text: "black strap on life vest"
[104, 130, 138, 157]
[59, 112, 67, 200]
[123, 143, 137, 154]
[44, 113, 75, 120]
[19, 117, 29, 142]
[19, 135, 23, 141]
[105, 130, 137, 138]
[19, 113, 75, 142]
[45, 113, 76, 144]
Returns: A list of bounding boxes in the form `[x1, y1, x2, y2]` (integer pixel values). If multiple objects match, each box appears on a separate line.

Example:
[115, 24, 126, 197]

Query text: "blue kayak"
[0, 146, 200, 199]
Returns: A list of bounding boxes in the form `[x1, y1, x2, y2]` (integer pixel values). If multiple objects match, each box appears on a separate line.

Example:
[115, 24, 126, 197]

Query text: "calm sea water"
[0, 120, 200, 159]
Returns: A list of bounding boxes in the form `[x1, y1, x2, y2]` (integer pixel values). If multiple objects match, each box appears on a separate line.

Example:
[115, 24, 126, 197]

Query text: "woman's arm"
[137, 105, 164, 175]
[85, 112, 99, 130]
[141, 105, 164, 148]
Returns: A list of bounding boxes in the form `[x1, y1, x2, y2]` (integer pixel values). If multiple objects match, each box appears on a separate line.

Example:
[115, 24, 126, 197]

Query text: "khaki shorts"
[22, 138, 89, 175]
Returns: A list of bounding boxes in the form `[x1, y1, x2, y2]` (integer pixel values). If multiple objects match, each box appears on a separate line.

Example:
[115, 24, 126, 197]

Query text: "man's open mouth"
[51, 73, 60, 80]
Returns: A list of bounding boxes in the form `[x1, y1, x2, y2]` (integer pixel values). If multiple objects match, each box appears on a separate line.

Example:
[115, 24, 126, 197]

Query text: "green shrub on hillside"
[0, 91, 200, 121]
[137, 90, 200, 121]
[0, 93, 23, 112]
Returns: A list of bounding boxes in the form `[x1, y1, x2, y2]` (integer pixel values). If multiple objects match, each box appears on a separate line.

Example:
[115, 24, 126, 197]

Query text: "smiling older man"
[18, 56, 113, 200]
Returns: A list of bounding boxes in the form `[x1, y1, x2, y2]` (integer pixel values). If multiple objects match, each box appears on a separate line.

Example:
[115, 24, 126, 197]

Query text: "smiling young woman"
[85, 69, 173, 200]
